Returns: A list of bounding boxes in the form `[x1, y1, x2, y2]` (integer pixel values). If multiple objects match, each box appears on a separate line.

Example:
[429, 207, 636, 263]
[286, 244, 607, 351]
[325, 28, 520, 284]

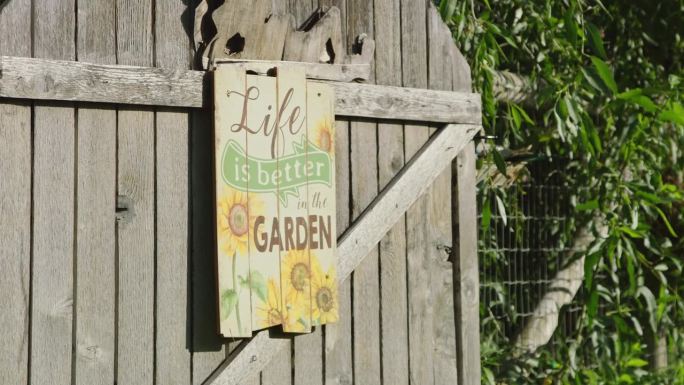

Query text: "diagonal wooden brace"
[204, 123, 480, 385]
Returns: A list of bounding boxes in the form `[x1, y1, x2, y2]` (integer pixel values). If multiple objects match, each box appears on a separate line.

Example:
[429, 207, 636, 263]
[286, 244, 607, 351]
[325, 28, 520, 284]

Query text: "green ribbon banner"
[221, 138, 332, 205]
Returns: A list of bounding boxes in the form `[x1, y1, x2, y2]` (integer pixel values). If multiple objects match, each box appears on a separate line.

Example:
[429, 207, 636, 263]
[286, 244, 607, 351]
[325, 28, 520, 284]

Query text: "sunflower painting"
[281, 248, 313, 332]
[313, 117, 335, 156]
[214, 67, 338, 337]
[216, 186, 264, 337]
[311, 257, 338, 325]
[306, 82, 338, 328]
[217, 188, 263, 257]
[256, 279, 288, 329]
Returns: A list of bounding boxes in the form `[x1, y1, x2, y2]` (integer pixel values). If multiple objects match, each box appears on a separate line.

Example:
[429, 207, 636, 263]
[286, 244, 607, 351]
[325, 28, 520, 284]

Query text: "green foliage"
[439, 0, 684, 383]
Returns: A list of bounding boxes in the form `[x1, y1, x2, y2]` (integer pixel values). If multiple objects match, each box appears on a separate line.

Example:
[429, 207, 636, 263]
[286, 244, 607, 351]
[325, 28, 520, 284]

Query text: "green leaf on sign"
[590, 56, 618, 94]
[249, 271, 268, 303]
[220, 289, 238, 320]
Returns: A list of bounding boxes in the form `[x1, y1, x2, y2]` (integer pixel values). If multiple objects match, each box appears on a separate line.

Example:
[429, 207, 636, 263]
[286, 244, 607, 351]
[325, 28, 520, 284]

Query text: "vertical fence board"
[453, 142, 481, 385]
[74, 2, 117, 384]
[399, 1, 434, 385]
[450, 24, 479, 384]
[347, 1, 381, 385]
[323, 119, 352, 385]
[318, 1, 352, 384]
[287, 2, 323, 384]
[373, 0, 409, 384]
[30, 1, 76, 384]
[191, 108, 228, 385]
[155, 2, 192, 383]
[116, 1, 155, 384]
[262, 339, 292, 385]
[0, 0, 31, 384]
[427, 4, 458, 384]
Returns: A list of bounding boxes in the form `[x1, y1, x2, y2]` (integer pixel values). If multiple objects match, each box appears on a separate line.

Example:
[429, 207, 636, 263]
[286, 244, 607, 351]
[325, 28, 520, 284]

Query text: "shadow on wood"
[190, 106, 223, 352]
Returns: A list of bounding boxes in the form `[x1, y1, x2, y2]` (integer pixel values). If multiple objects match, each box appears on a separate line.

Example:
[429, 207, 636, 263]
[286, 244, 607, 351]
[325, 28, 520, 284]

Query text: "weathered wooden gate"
[0, 1, 481, 385]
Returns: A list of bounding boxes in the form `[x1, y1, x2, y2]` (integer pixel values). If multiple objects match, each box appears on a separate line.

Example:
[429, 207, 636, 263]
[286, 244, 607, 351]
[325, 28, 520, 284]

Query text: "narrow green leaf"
[584, 252, 601, 290]
[587, 287, 599, 326]
[617, 89, 658, 112]
[586, 23, 607, 60]
[582, 67, 610, 95]
[637, 286, 657, 331]
[576, 199, 599, 211]
[492, 149, 507, 175]
[625, 358, 648, 368]
[626, 255, 636, 294]
[482, 196, 492, 232]
[510, 104, 521, 130]
[654, 206, 678, 237]
[590, 56, 618, 94]
[495, 194, 507, 226]
[620, 226, 643, 238]
[659, 102, 684, 125]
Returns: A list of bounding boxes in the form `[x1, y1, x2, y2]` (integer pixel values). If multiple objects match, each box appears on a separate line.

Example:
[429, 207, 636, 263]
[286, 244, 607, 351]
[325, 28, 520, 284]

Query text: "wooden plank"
[261, 338, 292, 385]
[214, 67, 252, 338]
[116, 1, 155, 384]
[323, 117, 352, 385]
[306, 83, 338, 327]
[427, 4, 459, 384]
[205, 0, 291, 63]
[73, 1, 117, 385]
[30, 0, 75, 384]
[0, 1, 31, 384]
[191, 107, 228, 385]
[453, 142, 481, 385]
[319, 2, 352, 383]
[347, 1, 381, 384]
[373, 0, 409, 383]
[154, 1, 192, 383]
[0, 56, 481, 124]
[251, 77, 292, 385]
[245, 76, 283, 332]
[276, 67, 312, 334]
[448, 22, 479, 383]
[209, 59, 370, 82]
[205, 124, 479, 385]
[399, 0, 434, 384]
[292, 81, 337, 385]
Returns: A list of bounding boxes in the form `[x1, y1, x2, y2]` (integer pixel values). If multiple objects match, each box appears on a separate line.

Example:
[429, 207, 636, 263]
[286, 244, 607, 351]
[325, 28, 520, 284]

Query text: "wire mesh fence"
[479, 158, 584, 349]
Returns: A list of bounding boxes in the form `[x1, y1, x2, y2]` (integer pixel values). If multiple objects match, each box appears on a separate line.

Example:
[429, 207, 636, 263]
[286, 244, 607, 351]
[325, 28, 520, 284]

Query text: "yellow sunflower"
[256, 279, 288, 329]
[311, 259, 338, 325]
[313, 118, 335, 156]
[281, 249, 312, 329]
[217, 187, 263, 257]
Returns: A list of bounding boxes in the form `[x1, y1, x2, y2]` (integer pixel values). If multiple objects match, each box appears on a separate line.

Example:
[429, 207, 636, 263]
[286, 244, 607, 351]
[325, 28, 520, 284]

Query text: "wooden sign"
[214, 66, 337, 337]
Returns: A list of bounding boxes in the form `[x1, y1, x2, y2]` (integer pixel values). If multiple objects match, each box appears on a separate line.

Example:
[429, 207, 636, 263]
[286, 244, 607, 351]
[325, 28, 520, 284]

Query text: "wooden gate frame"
[0, 55, 482, 385]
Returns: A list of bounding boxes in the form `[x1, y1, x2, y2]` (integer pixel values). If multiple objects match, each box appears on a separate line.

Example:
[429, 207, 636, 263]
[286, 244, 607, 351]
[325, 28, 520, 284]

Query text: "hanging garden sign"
[214, 66, 338, 337]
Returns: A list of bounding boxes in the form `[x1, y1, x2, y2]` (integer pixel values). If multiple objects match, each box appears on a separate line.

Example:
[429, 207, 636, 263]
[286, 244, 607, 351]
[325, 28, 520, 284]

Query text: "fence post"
[453, 141, 481, 385]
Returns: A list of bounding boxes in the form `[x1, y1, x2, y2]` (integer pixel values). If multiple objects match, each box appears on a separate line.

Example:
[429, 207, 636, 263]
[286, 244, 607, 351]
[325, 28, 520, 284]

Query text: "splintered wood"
[214, 67, 337, 337]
